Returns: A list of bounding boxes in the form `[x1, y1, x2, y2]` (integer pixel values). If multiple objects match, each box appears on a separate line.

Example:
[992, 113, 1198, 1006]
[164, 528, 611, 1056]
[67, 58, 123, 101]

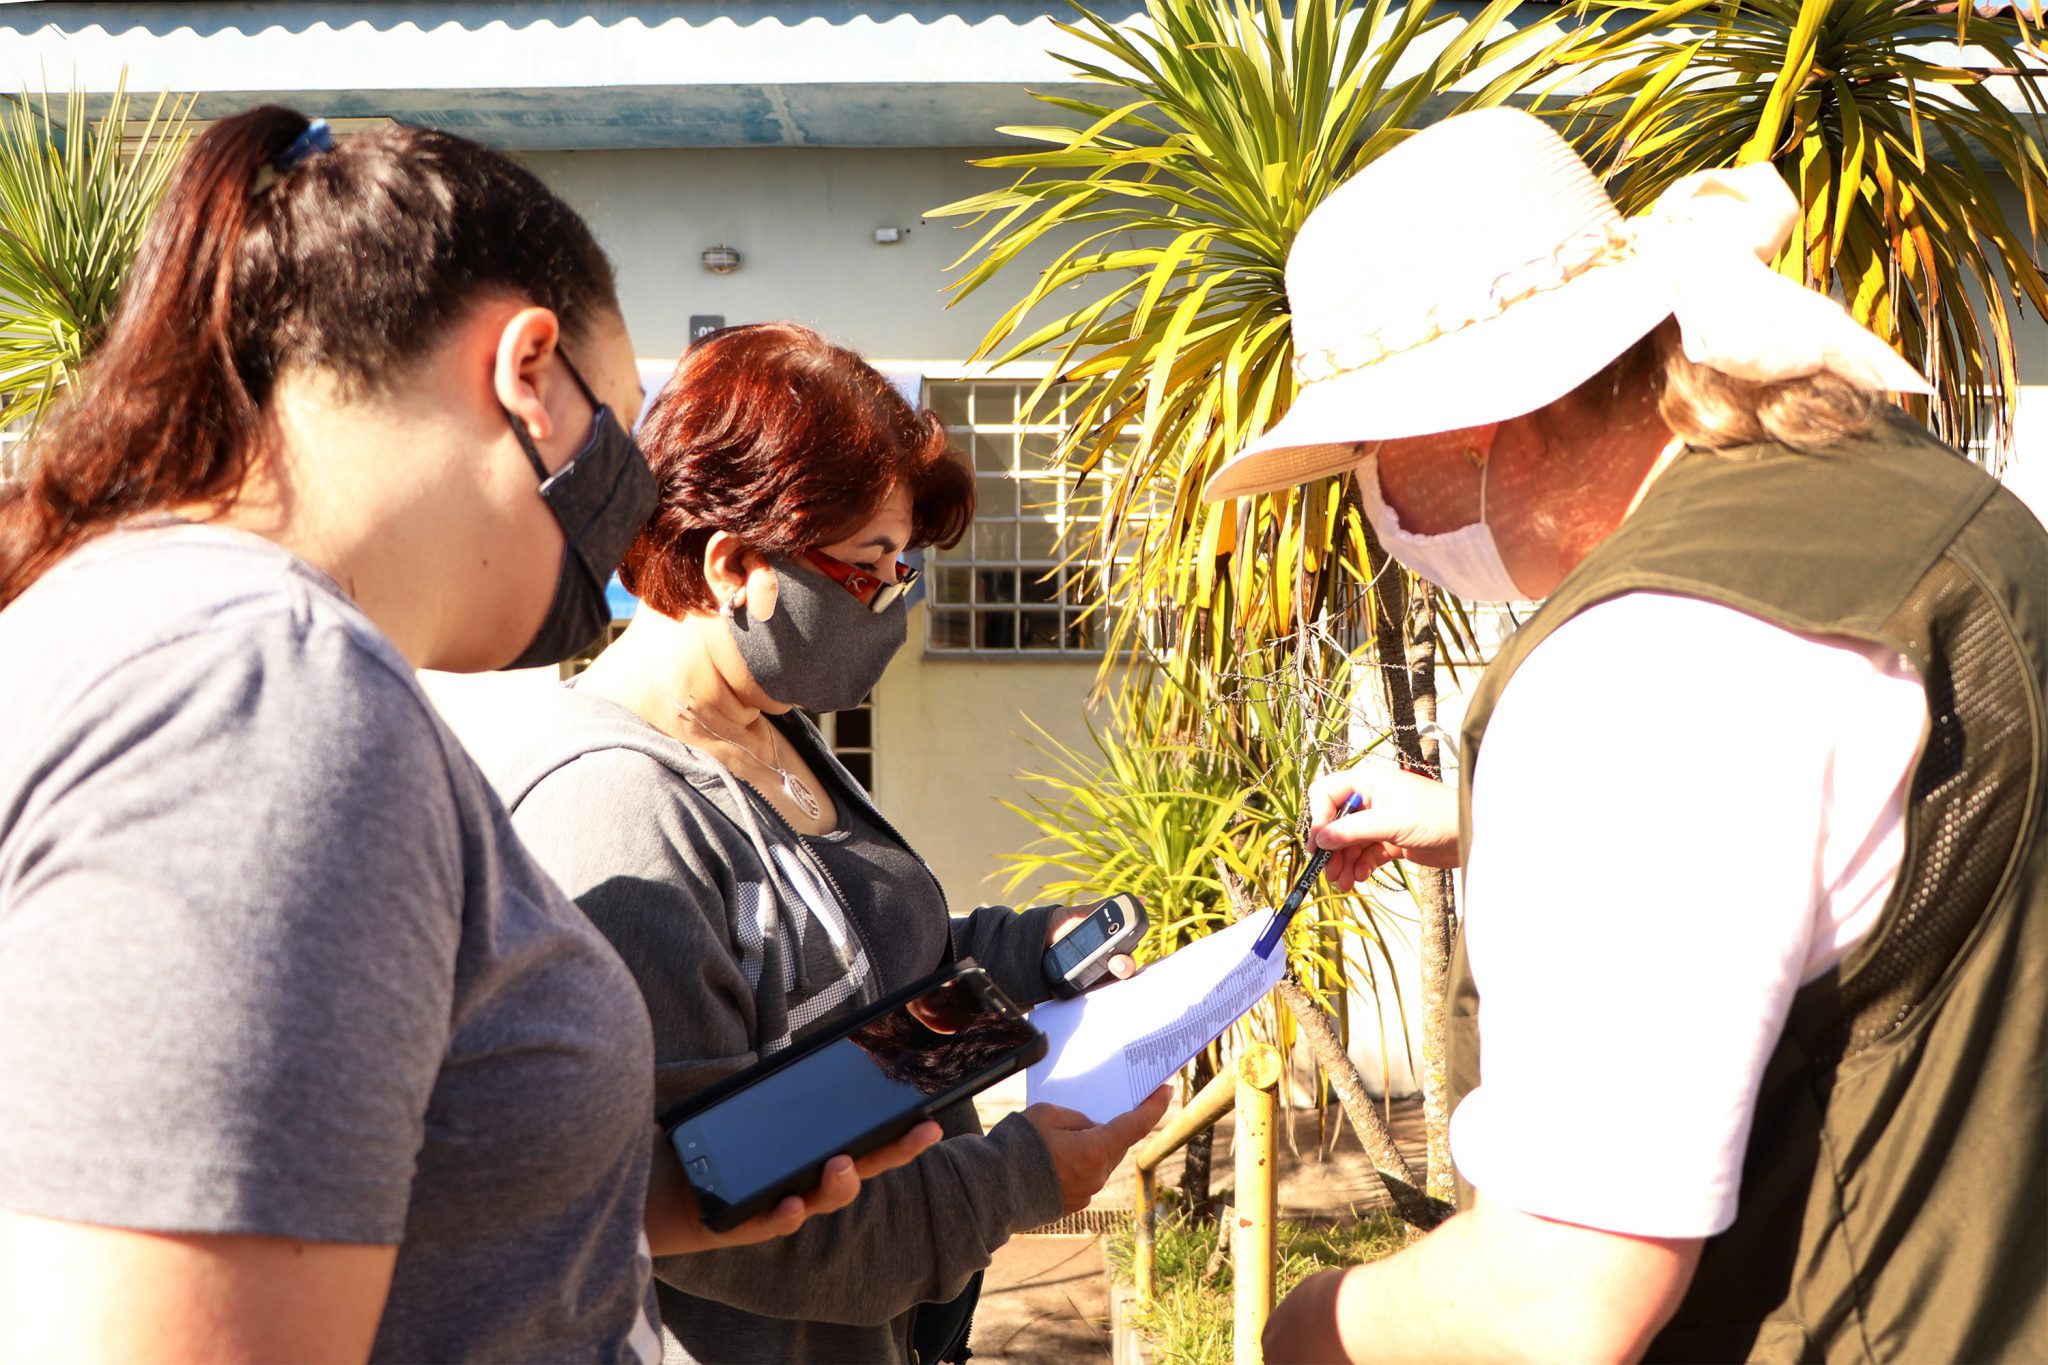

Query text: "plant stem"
[1404, 583, 1460, 1207]
[1217, 857, 1447, 1231]
[1364, 528, 1462, 1208]
[1273, 975, 1448, 1233]
[1179, 1046, 1217, 1222]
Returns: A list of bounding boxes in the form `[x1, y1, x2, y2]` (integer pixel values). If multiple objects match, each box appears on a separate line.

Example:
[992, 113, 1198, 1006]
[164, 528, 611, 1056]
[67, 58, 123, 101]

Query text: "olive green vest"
[1447, 412, 2048, 1363]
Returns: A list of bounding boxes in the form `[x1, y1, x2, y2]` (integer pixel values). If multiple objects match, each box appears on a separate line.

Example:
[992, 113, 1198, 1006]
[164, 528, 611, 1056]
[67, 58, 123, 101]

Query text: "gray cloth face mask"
[729, 556, 908, 712]
[497, 352, 659, 670]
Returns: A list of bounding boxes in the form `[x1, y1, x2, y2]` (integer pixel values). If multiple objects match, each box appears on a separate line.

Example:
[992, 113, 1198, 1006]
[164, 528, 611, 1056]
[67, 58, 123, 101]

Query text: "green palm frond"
[999, 642, 1417, 1069]
[932, 0, 1555, 715]
[1526, 0, 2047, 456]
[941, 0, 1527, 1101]
[0, 78, 195, 437]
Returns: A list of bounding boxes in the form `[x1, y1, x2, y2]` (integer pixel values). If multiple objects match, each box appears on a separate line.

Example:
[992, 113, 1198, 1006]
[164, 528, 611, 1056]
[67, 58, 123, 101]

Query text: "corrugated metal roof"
[0, 2, 1153, 147]
[3, 2, 2037, 150]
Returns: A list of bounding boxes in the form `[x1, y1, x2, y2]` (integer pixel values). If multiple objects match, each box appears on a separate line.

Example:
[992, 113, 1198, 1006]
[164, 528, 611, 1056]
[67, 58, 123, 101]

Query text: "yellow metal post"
[1126, 1040, 1284, 1348]
[1135, 1062, 1235, 1306]
[1134, 1164, 1157, 1304]
[1233, 1044, 1282, 1364]
[1134, 1062, 1239, 1171]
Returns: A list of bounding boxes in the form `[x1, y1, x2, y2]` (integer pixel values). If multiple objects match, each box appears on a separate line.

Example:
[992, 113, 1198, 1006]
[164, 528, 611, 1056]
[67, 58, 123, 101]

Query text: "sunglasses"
[801, 549, 921, 613]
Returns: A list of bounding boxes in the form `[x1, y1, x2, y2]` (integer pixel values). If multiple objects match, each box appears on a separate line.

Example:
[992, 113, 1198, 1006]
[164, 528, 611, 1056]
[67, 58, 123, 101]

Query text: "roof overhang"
[3, 3, 2039, 151]
[3, 2, 1156, 148]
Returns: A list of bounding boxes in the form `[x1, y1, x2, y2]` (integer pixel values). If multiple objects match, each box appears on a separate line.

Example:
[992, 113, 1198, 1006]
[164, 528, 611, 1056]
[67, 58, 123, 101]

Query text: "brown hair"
[1573, 317, 1884, 452]
[0, 107, 619, 608]
[619, 323, 973, 616]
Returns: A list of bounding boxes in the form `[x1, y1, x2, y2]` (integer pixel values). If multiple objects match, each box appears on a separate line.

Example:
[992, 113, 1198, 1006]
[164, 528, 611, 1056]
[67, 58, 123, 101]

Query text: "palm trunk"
[1363, 533, 1462, 1207]
[1274, 975, 1448, 1231]
[1216, 860, 1448, 1230]
[1403, 584, 1459, 1206]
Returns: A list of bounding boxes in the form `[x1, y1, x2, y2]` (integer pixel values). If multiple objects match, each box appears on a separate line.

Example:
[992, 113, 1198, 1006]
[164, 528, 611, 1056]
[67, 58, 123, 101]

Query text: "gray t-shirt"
[0, 524, 662, 1363]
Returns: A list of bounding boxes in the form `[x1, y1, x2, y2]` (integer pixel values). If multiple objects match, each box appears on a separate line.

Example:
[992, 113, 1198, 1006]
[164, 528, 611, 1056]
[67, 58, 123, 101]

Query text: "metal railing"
[1132, 1041, 1282, 1363]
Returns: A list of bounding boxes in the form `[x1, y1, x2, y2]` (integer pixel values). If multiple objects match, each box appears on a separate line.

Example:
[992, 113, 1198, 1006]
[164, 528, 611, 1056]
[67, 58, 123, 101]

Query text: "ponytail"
[0, 107, 617, 608]
[0, 110, 300, 606]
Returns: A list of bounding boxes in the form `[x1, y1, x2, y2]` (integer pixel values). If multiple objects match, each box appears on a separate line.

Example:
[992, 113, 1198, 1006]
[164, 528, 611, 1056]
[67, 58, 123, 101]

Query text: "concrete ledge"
[1108, 1280, 1150, 1365]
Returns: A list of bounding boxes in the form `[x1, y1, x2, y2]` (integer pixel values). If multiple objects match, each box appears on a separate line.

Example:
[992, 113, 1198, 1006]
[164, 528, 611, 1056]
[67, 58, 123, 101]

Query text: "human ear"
[703, 531, 751, 615]
[742, 555, 779, 622]
[492, 307, 564, 445]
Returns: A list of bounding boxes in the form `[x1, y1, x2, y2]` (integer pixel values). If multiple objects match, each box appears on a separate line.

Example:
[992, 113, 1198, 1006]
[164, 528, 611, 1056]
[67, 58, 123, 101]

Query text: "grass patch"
[1105, 1196, 1405, 1364]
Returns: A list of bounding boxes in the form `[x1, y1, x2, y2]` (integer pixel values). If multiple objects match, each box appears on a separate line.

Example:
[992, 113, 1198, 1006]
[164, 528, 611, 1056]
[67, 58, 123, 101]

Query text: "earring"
[718, 598, 734, 619]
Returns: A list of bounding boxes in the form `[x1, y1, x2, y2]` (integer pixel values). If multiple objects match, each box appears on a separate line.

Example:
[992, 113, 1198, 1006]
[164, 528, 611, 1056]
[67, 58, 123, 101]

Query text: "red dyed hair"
[620, 323, 973, 616]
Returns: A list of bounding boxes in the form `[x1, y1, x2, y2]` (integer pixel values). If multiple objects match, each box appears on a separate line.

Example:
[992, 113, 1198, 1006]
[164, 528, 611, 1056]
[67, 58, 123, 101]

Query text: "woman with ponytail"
[0, 109, 929, 1362]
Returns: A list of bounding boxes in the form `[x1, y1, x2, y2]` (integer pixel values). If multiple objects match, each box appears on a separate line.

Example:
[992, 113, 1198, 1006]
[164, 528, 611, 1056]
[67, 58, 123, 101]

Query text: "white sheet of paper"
[1024, 911, 1287, 1124]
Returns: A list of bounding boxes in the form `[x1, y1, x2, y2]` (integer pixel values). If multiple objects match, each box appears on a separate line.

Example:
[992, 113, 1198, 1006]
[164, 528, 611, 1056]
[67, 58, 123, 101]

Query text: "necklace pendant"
[784, 773, 824, 821]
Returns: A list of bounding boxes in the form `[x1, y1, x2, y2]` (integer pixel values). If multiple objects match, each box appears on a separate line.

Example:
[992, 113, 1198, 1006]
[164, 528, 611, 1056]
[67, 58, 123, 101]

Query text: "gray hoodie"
[479, 684, 1064, 1364]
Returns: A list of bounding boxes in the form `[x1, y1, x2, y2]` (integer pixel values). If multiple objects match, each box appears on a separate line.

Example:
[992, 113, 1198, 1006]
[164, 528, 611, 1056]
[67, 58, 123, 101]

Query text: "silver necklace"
[675, 701, 824, 821]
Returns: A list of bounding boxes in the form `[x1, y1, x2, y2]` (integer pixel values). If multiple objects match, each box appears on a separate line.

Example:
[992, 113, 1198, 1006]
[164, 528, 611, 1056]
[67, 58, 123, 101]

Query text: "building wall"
[869, 604, 1104, 909]
[1991, 187, 2048, 518]
[517, 145, 1055, 364]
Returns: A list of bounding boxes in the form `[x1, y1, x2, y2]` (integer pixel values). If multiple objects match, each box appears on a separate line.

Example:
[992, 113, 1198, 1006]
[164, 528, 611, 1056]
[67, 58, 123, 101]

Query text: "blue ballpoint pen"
[1252, 791, 1365, 959]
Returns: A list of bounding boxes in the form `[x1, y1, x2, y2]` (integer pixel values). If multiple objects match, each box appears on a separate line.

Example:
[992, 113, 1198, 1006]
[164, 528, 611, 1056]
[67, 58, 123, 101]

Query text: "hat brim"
[1203, 261, 1676, 502]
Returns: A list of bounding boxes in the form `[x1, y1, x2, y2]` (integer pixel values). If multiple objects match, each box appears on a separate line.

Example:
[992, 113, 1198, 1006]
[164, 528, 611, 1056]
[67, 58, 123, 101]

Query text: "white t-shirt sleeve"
[1447, 591, 1926, 1238]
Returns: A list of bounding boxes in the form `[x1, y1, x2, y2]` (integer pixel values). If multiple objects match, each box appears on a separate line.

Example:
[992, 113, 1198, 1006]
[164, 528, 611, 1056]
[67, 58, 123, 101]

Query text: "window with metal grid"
[923, 379, 1138, 656]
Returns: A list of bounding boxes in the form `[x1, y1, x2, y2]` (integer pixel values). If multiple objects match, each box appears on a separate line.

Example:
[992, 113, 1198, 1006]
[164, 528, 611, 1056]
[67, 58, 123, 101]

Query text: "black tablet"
[663, 959, 1047, 1231]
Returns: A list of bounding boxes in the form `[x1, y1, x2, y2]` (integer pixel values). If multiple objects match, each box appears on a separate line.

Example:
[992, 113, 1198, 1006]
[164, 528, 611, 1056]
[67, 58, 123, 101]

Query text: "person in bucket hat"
[1248, 109, 2047, 1363]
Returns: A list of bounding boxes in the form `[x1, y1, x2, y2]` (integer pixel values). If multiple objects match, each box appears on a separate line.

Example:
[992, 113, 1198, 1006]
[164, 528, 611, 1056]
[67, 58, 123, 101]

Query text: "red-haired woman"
[0, 116, 926, 1362]
[481, 322, 1167, 1365]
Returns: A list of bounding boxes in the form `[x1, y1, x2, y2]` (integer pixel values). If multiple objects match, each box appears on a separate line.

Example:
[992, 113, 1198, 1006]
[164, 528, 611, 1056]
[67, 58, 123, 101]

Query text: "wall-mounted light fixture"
[700, 245, 742, 274]
[873, 227, 904, 244]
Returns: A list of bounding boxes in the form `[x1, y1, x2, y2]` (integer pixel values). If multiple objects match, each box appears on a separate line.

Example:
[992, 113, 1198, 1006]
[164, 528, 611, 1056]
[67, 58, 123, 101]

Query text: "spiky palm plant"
[0, 79, 194, 451]
[935, 0, 1555, 1206]
[999, 642, 1401, 1014]
[935, 0, 1559, 1204]
[931, 0, 1557, 705]
[1530, 0, 2047, 457]
[998, 642, 1432, 1216]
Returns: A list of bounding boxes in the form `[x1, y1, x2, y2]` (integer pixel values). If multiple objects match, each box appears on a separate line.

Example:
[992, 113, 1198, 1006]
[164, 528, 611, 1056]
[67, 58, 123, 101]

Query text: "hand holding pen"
[1252, 791, 1363, 959]
[1253, 766, 1465, 959]
[1309, 764, 1463, 889]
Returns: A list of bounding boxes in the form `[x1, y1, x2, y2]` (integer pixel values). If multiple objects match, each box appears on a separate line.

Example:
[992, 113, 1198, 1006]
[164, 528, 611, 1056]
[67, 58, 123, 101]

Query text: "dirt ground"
[970, 1089, 1430, 1360]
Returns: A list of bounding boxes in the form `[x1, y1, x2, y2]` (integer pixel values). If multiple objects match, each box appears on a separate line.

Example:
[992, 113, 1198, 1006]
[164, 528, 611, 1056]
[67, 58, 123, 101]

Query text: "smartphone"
[1042, 892, 1149, 998]
[664, 961, 1045, 1231]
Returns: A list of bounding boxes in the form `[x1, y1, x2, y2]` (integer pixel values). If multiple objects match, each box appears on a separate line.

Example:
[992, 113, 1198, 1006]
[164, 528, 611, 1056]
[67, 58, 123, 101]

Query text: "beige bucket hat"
[1203, 107, 1931, 502]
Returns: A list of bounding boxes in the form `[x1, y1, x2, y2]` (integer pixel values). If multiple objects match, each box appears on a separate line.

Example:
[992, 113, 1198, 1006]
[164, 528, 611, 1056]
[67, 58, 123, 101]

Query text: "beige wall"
[517, 145, 1064, 364]
[2002, 391, 2048, 522]
[1990, 184, 2047, 518]
[415, 665, 563, 759]
[870, 604, 1105, 910]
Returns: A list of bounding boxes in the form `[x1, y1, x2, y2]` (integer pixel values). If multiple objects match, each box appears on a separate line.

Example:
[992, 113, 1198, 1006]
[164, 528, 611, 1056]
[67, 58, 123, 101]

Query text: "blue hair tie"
[276, 119, 334, 171]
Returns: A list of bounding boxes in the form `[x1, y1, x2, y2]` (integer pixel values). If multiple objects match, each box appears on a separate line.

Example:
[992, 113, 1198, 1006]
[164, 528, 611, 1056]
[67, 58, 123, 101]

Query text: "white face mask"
[1354, 444, 1529, 602]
